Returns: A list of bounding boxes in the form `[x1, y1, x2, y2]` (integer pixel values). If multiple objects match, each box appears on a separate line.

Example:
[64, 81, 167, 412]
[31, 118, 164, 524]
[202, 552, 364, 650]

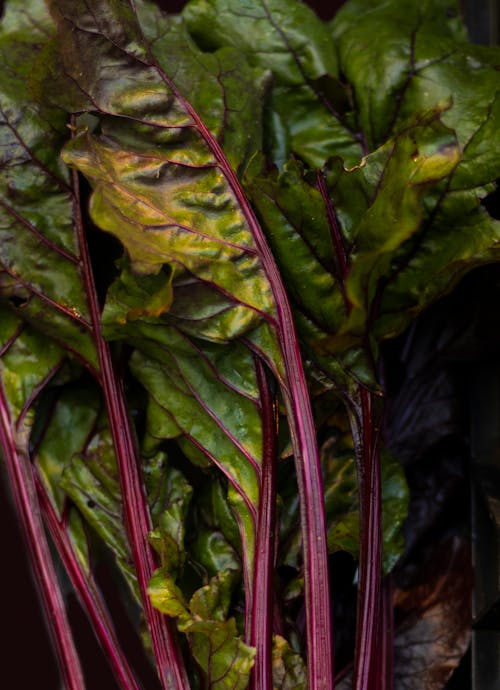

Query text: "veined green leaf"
[249, 103, 500, 385]
[323, 440, 408, 574]
[184, 0, 364, 167]
[149, 568, 255, 690]
[0, 0, 96, 367]
[129, 330, 261, 588]
[147, 454, 193, 576]
[272, 635, 307, 690]
[332, 0, 500, 188]
[331, 0, 467, 150]
[134, 2, 266, 175]
[60, 419, 138, 594]
[0, 304, 138, 687]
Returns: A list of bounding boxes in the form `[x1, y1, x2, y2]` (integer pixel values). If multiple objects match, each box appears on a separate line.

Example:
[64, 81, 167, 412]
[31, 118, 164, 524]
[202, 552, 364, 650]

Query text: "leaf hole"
[9, 295, 28, 309]
[481, 183, 500, 220]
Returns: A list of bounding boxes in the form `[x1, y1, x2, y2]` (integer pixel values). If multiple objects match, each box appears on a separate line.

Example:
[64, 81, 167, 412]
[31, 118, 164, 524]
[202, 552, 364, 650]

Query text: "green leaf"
[35, 386, 101, 514]
[184, 0, 364, 167]
[147, 455, 193, 576]
[338, 113, 460, 341]
[102, 259, 174, 327]
[331, 0, 467, 150]
[323, 439, 408, 574]
[134, 3, 266, 175]
[191, 478, 242, 577]
[272, 635, 307, 690]
[250, 104, 500, 385]
[148, 569, 189, 618]
[59, 415, 137, 593]
[149, 569, 255, 690]
[191, 529, 241, 578]
[247, 157, 361, 383]
[0, 1, 96, 367]
[332, 0, 500, 189]
[129, 331, 261, 586]
[380, 452, 410, 573]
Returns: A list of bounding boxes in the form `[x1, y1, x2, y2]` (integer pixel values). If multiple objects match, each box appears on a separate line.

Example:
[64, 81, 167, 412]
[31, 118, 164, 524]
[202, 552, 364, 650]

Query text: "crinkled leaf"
[63, 129, 273, 335]
[272, 635, 307, 690]
[328, 0, 500, 344]
[134, 3, 266, 174]
[149, 569, 254, 690]
[0, 0, 96, 367]
[53, 0, 277, 346]
[184, 0, 363, 168]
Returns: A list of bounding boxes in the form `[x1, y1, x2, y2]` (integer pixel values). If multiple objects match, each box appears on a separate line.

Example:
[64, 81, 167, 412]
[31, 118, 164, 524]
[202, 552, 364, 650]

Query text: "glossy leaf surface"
[184, 0, 364, 167]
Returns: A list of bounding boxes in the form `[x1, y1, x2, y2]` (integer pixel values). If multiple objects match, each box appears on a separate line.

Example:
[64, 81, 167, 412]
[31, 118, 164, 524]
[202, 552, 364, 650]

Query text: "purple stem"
[250, 357, 278, 690]
[349, 387, 383, 690]
[35, 473, 141, 690]
[381, 576, 394, 690]
[161, 75, 333, 690]
[316, 170, 350, 309]
[0, 383, 85, 690]
[131, 21, 335, 688]
[71, 162, 189, 689]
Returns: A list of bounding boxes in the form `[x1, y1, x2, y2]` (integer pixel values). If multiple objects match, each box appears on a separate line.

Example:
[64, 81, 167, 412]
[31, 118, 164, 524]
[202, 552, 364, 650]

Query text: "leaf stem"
[316, 169, 350, 308]
[0, 384, 85, 690]
[349, 386, 383, 690]
[250, 357, 278, 690]
[35, 473, 141, 690]
[132, 33, 334, 690]
[381, 576, 394, 690]
[70, 160, 189, 689]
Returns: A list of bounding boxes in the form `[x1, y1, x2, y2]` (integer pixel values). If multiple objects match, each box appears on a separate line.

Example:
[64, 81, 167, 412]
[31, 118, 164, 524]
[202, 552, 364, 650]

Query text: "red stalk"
[381, 576, 394, 690]
[0, 383, 85, 690]
[130, 7, 335, 684]
[35, 472, 141, 690]
[349, 387, 383, 690]
[250, 357, 278, 690]
[71, 161, 189, 689]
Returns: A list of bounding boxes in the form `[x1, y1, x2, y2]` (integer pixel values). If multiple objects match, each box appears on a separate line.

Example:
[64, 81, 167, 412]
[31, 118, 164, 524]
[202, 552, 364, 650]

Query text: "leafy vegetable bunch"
[0, 0, 498, 688]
